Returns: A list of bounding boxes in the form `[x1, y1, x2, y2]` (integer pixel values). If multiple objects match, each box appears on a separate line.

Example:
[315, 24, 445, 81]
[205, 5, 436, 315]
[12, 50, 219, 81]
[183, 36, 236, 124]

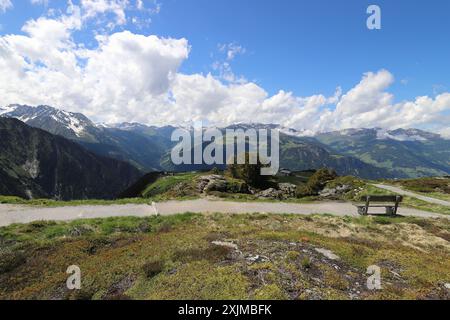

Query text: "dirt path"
[373, 184, 450, 207]
[0, 199, 446, 227]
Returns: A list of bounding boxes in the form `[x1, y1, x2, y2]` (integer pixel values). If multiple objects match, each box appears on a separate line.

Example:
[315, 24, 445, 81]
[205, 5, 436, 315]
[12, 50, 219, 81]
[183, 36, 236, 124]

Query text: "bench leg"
[358, 207, 367, 215]
[385, 207, 395, 216]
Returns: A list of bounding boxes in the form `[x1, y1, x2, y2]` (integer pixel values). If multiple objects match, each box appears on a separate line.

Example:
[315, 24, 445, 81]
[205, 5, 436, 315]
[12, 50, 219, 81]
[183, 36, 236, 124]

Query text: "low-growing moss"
[299, 257, 311, 269]
[253, 284, 288, 300]
[133, 262, 249, 300]
[1, 213, 449, 300]
[0, 196, 151, 207]
[142, 260, 165, 278]
[286, 251, 300, 261]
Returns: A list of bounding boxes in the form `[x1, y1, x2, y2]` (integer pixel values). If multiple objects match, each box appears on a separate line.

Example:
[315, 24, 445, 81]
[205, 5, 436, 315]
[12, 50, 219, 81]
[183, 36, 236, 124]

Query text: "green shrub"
[156, 221, 173, 233]
[286, 251, 300, 261]
[0, 250, 26, 273]
[296, 168, 338, 197]
[325, 176, 364, 189]
[227, 152, 269, 188]
[301, 257, 312, 269]
[173, 245, 232, 263]
[307, 168, 338, 192]
[142, 260, 165, 278]
[296, 185, 316, 198]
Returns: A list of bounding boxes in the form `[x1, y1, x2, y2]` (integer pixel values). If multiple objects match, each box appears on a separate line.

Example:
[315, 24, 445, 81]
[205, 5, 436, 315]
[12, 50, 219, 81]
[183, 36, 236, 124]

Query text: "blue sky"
[156, 0, 450, 100]
[0, 0, 449, 134]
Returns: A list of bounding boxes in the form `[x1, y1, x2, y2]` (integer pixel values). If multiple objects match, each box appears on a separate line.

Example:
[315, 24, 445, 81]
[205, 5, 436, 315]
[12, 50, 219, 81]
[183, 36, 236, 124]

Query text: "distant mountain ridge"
[0, 104, 95, 141]
[1, 104, 449, 179]
[316, 128, 450, 178]
[1, 105, 171, 171]
[321, 127, 444, 142]
[0, 118, 141, 200]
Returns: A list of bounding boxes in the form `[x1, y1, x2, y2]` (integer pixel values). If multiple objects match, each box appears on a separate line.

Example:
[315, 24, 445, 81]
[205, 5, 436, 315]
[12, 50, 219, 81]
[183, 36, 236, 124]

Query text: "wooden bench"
[354, 195, 403, 216]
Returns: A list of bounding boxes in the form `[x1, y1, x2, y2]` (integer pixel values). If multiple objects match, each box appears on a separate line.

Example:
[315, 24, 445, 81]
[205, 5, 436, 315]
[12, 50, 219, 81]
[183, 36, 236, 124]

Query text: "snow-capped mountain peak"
[0, 104, 19, 115]
[0, 104, 94, 138]
[108, 122, 151, 131]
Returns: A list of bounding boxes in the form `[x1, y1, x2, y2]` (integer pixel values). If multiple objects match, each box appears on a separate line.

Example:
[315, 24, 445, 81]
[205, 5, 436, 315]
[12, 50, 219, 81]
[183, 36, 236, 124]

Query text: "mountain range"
[0, 104, 172, 172]
[1, 104, 449, 186]
[315, 128, 450, 177]
[0, 117, 141, 200]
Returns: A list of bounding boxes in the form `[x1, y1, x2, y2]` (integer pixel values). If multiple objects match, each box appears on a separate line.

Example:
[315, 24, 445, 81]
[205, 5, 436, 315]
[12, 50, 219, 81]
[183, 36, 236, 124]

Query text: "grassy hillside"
[0, 196, 150, 207]
[1, 171, 448, 215]
[316, 131, 450, 178]
[1, 213, 449, 300]
[385, 177, 450, 202]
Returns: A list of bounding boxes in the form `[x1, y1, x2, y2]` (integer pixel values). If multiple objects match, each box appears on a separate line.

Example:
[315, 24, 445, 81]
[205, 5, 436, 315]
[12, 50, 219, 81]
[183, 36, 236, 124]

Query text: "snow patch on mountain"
[376, 129, 428, 141]
[0, 105, 18, 115]
[319, 127, 446, 141]
[1, 105, 91, 138]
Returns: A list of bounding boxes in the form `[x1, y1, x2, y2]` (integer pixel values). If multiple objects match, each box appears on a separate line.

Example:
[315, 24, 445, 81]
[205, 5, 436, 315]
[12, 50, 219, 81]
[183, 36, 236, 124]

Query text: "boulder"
[257, 188, 283, 200]
[204, 179, 228, 193]
[257, 184, 297, 200]
[197, 175, 249, 194]
[197, 175, 226, 192]
[278, 183, 297, 198]
[319, 184, 352, 198]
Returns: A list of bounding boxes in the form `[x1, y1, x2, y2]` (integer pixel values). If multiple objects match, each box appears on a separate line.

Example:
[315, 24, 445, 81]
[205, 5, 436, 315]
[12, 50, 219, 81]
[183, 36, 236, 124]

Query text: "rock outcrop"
[197, 175, 249, 194]
[319, 185, 352, 198]
[256, 183, 297, 200]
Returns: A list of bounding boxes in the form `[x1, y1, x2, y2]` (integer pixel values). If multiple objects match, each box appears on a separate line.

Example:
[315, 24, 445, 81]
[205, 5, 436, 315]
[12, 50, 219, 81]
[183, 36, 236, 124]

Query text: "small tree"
[308, 168, 338, 192]
[211, 167, 221, 175]
[296, 168, 338, 197]
[227, 152, 268, 188]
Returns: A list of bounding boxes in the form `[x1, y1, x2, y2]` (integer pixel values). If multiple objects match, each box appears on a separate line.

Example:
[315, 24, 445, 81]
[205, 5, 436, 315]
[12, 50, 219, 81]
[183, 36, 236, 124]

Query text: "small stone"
[247, 255, 269, 263]
[390, 270, 402, 279]
[314, 248, 340, 260]
[444, 283, 450, 290]
[211, 241, 238, 250]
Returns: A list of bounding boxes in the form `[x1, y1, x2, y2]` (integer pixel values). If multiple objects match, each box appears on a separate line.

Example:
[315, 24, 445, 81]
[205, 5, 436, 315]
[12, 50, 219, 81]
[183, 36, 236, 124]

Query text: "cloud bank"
[0, 0, 12, 12]
[0, 1, 449, 136]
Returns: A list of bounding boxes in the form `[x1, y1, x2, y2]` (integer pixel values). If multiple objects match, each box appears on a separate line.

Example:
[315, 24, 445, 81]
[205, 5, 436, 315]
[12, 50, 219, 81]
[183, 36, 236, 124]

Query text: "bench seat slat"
[356, 205, 395, 207]
[362, 195, 403, 202]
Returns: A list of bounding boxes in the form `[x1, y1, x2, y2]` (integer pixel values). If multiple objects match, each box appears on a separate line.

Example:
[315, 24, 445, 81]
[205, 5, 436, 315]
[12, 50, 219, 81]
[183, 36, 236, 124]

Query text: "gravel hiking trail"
[0, 199, 447, 227]
[373, 184, 450, 207]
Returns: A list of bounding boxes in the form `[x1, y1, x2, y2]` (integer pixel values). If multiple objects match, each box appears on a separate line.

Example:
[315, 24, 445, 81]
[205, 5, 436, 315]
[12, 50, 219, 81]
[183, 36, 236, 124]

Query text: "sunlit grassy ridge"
[383, 177, 450, 202]
[1, 213, 449, 300]
[0, 196, 151, 207]
[1, 174, 448, 215]
[141, 172, 200, 198]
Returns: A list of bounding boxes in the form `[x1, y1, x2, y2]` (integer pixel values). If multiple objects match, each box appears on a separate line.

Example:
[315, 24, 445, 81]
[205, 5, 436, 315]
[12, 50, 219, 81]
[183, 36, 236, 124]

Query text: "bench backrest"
[363, 195, 403, 203]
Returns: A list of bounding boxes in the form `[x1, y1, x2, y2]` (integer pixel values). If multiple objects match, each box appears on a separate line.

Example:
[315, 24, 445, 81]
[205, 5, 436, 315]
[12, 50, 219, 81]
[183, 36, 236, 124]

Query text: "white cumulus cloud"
[0, 0, 12, 12]
[0, 5, 449, 134]
[80, 0, 129, 26]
